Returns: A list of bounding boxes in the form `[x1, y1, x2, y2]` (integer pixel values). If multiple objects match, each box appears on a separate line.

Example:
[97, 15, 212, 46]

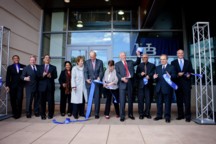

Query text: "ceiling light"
[64, 0, 70, 3]
[144, 10, 147, 15]
[105, 0, 109, 2]
[107, 11, 111, 15]
[118, 10, 124, 15]
[76, 21, 83, 28]
[122, 17, 125, 21]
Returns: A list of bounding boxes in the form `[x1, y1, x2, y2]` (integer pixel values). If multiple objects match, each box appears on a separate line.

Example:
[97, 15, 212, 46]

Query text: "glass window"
[67, 32, 111, 45]
[113, 9, 138, 29]
[68, 10, 111, 30]
[41, 33, 66, 58]
[43, 10, 67, 32]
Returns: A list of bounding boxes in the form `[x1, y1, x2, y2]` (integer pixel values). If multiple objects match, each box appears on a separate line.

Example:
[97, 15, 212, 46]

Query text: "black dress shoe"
[154, 117, 162, 121]
[176, 116, 184, 120]
[165, 118, 170, 123]
[35, 113, 40, 117]
[61, 113, 65, 116]
[120, 117, 125, 122]
[95, 115, 100, 119]
[139, 115, 144, 119]
[128, 115, 135, 120]
[48, 115, 53, 119]
[185, 118, 191, 122]
[74, 115, 78, 119]
[26, 114, 31, 118]
[68, 113, 72, 117]
[41, 116, 46, 120]
[146, 115, 152, 119]
[79, 114, 85, 117]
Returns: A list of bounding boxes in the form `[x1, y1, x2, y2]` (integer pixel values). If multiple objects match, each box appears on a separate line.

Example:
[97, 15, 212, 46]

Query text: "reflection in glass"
[70, 50, 86, 66]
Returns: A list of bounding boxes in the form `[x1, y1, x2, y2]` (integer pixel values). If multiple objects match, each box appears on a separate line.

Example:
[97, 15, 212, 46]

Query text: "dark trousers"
[60, 91, 72, 114]
[87, 83, 100, 116]
[9, 87, 24, 117]
[40, 90, 54, 117]
[72, 96, 85, 117]
[119, 79, 133, 119]
[175, 86, 191, 119]
[26, 90, 40, 116]
[138, 86, 151, 116]
[156, 91, 172, 119]
[104, 88, 120, 116]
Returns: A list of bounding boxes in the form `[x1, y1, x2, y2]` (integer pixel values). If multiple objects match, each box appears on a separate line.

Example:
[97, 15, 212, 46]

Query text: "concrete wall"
[0, 0, 42, 114]
[0, 0, 42, 64]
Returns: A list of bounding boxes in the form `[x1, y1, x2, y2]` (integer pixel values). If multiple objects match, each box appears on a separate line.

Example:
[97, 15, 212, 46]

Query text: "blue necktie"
[180, 59, 183, 71]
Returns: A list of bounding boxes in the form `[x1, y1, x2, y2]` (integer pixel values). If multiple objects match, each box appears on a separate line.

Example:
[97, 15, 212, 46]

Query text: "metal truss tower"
[192, 22, 215, 124]
[0, 26, 10, 119]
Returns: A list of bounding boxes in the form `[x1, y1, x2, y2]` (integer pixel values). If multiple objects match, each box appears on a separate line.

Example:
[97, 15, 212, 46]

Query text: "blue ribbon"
[143, 77, 148, 85]
[163, 74, 178, 90]
[185, 73, 203, 78]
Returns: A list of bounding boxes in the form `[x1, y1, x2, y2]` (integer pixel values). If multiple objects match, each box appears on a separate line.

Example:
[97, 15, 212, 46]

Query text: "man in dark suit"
[136, 54, 155, 119]
[153, 54, 176, 123]
[38, 54, 57, 120]
[6, 55, 25, 119]
[20, 55, 40, 118]
[171, 49, 193, 122]
[84, 51, 104, 119]
[115, 51, 141, 122]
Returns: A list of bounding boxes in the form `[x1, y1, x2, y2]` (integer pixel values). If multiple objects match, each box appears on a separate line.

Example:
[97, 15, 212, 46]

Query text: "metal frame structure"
[0, 26, 10, 119]
[192, 22, 215, 124]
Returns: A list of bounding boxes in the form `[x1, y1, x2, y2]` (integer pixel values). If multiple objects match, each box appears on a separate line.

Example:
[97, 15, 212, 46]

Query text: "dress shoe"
[139, 115, 144, 119]
[128, 115, 135, 120]
[41, 116, 46, 120]
[74, 115, 78, 119]
[79, 114, 85, 117]
[185, 118, 191, 122]
[154, 117, 162, 121]
[61, 113, 65, 116]
[165, 118, 171, 123]
[146, 115, 152, 119]
[120, 117, 125, 122]
[48, 115, 53, 119]
[105, 115, 110, 119]
[26, 114, 31, 118]
[176, 116, 184, 120]
[68, 113, 72, 117]
[95, 115, 100, 119]
[34, 113, 40, 117]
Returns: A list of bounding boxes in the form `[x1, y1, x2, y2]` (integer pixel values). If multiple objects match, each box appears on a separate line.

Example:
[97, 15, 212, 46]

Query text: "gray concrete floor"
[0, 104, 216, 144]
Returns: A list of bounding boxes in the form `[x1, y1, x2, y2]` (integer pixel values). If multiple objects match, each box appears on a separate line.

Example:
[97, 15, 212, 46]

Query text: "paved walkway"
[0, 104, 215, 144]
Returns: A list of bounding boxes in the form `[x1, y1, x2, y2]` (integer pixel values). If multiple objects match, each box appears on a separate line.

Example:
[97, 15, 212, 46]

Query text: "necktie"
[162, 65, 165, 74]
[144, 63, 147, 74]
[92, 60, 95, 70]
[16, 64, 19, 73]
[33, 65, 36, 73]
[44, 64, 49, 72]
[123, 61, 130, 77]
[180, 59, 183, 71]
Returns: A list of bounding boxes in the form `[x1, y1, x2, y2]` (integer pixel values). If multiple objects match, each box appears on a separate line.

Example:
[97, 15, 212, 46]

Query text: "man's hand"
[24, 76, 30, 81]
[146, 75, 150, 79]
[141, 72, 146, 76]
[178, 72, 184, 77]
[86, 79, 91, 84]
[153, 74, 158, 79]
[43, 72, 47, 77]
[5, 86, 10, 93]
[47, 73, 51, 78]
[136, 51, 141, 57]
[186, 73, 190, 78]
[121, 77, 128, 83]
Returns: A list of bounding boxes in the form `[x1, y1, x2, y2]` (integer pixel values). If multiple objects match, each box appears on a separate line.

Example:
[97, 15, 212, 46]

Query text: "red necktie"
[123, 61, 130, 77]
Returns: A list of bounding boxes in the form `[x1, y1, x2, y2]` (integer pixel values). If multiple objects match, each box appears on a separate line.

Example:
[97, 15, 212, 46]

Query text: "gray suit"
[115, 57, 141, 119]
[84, 59, 104, 116]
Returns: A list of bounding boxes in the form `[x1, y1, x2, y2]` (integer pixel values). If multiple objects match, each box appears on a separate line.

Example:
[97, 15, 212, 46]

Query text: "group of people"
[6, 49, 193, 123]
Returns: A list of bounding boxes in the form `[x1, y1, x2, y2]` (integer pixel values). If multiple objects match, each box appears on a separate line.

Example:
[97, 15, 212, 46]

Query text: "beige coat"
[71, 65, 88, 104]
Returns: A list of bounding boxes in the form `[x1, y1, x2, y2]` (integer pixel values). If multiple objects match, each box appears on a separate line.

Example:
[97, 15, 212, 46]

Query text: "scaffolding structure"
[0, 26, 10, 119]
[192, 22, 215, 124]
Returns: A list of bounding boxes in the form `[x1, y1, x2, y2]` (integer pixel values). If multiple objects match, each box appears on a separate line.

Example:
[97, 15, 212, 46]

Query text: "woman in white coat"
[71, 56, 88, 119]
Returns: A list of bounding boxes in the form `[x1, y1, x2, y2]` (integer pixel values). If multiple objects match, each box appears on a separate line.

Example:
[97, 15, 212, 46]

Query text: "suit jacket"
[115, 57, 141, 89]
[171, 59, 194, 88]
[38, 64, 57, 92]
[84, 59, 104, 88]
[6, 63, 26, 88]
[154, 64, 176, 94]
[20, 65, 39, 92]
[136, 62, 155, 88]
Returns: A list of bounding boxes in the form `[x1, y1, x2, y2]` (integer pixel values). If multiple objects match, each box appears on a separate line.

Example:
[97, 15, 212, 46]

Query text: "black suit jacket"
[115, 57, 141, 89]
[136, 62, 155, 88]
[20, 65, 39, 92]
[171, 59, 194, 88]
[154, 64, 176, 94]
[38, 64, 57, 92]
[6, 63, 26, 88]
[84, 59, 104, 88]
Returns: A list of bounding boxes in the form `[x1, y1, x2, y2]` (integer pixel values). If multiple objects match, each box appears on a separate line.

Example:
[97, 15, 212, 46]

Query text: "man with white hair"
[115, 51, 141, 122]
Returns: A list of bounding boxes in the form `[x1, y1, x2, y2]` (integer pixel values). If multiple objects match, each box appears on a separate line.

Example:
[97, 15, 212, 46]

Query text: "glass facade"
[41, 7, 183, 102]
